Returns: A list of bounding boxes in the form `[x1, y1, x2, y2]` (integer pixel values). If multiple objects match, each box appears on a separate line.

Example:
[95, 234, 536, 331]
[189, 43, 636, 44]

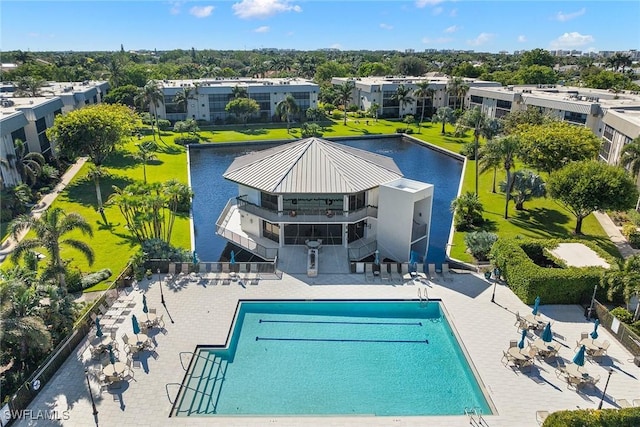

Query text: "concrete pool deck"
[14, 271, 639, 427]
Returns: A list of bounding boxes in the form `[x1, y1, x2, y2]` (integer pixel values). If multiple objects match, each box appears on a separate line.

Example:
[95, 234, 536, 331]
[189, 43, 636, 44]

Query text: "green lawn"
[1, 117, 616, 290]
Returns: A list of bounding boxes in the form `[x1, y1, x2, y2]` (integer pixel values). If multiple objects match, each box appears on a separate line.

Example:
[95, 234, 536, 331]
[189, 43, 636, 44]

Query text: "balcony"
[236, 197, 378, 224]
[411, 223, 428, 242]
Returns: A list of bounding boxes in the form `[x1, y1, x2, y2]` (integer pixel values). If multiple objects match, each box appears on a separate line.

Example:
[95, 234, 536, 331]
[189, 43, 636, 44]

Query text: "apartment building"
[155, 78, 319, 123]
[600, 109, 640, 166]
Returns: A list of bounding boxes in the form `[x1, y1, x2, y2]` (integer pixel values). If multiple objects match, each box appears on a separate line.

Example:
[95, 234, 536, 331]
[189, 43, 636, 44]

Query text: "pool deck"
[14, 271, 639, 427]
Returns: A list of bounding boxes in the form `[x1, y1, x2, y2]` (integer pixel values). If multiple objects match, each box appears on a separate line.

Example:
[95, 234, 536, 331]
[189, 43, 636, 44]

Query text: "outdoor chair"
[632, 399, 640, 407]
[514, 312, 528, 330]
[250, 263, 259, 280]
[390, 263, 403, 282]
[509, 340, 518, 348]
[441, 263, 453, 281]
[380, 263, 391, 281]
[536, 411, 550, 425]
[149, 308, 157, 315]
[122, 358, 135, 381]
[616, 399, 632, 408]
[428, 264, 437, 280]
[90, 312, 98, 322]
[580, 332, 589, 340]
[501, 350, 514, 366]
[401, 263, 412, 280]
[365, 264, 375, 282]
[554, 358, 568, 379]
[591, 340, 610, 359]
[155, 314, 165, 329]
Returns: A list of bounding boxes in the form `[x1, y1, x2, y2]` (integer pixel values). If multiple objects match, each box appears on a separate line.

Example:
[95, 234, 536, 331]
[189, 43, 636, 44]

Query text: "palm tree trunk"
[142, 162, 147, 183]
[441, 120, 445, 135]
[419, 99, 425, 132]
[575, 216, 584, 234]
[474, 136, 479, 196]
[94, 178, 103, 209]
[504, 169, 511, 219]
[492, 168, 497, 193]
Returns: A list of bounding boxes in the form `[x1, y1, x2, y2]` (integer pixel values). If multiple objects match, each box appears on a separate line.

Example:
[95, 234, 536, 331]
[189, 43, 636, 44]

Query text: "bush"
[464, 231, 498, 261]
[627, 209, 640, 226]
[156, 119, 171, 131]
[332, 110, 344, 120]
[175, 136, 200, 146]
[543, 407, 640, 427]
[66, 268, 83, 293]
[490, 238, 616, 304]
[622, 224, 640, 248]
[460, 142, 478, 159]
[301, 123, 323, 138]
[141, 238, 191, 262]
[610, 306, 634, 323]
[80, 268, 112, 289]
[395, 128, 414, 134]
[347, 104, 359, 112]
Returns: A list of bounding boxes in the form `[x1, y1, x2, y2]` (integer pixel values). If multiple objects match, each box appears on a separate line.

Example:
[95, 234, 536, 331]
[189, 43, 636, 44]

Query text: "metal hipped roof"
[223, 137, 403, 194]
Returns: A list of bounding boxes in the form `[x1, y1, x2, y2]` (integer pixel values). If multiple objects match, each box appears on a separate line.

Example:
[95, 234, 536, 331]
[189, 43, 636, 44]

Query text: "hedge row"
[490, 238, 617, 305]
[543, 408, 640, 427]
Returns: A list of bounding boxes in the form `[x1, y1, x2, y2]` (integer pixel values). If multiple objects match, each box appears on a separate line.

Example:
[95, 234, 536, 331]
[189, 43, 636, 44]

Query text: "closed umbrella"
[573, 345, 586, 366]
[95, 317, 103, 338]
[230, 250, 236, 265]
[108, 344, 116, 365]
[374, 250, 380, 266]
[590, 319, 600, 340]
[132, 314, 141, 335]
[192, 251, 198, 265]
[518, 328, 527, 349]
[142, 294, 149, 320]
[541, 322, 553, 343]
[532, 296, 541, 316]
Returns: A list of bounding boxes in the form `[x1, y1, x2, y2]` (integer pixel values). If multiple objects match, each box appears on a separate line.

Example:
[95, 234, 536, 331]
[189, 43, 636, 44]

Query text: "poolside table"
[103, 362, 126, 378]
[507, 347, 530, 361]
[90, 335, 113, 350]
[143, 313, 157, 327]
[523, 314, 545, 330]
[565, 363, 596, 386]
[532, 338, 559, 358]
[579, 338, 604, 353]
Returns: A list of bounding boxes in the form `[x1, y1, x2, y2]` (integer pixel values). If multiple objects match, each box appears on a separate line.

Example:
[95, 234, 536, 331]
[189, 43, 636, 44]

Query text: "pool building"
[215, 137, 434, 266]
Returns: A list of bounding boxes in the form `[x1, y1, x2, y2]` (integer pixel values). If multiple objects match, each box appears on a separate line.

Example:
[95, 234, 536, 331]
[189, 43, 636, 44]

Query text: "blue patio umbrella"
[192, 251, 199, 265]
[532, 296, 541, 316]
[132, 314, 141, 335]
[230, 250, 236, 265]
[573, 345, 586, 366]
[541, 322, 553, 343]
[374, 249, 380, 265]
[142, 294, 149, 316]
[409, 250, 420, 265]
[108, 344, 116, 365]
[95, 317, 103, 338]
[590, 319, 600, 340]
[518, 328, 527, 349]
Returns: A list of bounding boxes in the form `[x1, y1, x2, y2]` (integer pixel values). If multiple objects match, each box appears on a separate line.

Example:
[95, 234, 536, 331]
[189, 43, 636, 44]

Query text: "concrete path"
[593, 211, 638, 259]
[0, 157, 88, 262]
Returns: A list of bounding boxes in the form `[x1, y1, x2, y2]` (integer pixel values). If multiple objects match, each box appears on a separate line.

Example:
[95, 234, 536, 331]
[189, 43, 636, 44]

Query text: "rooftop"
[159, 77, 316, 88]
[223, 137, 403, 194]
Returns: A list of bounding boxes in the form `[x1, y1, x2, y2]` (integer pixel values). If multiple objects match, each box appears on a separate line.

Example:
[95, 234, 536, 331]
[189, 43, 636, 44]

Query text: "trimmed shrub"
[66, 268, 83, 293]
[610, 307, 634, 324]
[464, 231, 498, 261]
[175, 136, 200, 146]
[395, 128, 414, 134]
[80, 268, 112, 289]
[490, 238, 616, 304]
[622, 224, 640, 248]
[332, 110, 343, 120]
[543, 407, 640, 427]
[157, 119, 171, 131]
[460, 142, 478, 159]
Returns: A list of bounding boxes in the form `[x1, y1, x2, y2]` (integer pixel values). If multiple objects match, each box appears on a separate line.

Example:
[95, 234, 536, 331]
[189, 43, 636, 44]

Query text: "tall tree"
[432, 107, 456, 135]
[8, 139, 46, 187]
[500, 169, 546, 211]
[336, 81, 355, 125]
[86, 165, 109, 223]
[488, 136, 520, 218]
[275, 94, 300, 134]
[620, 136, 640, 178]
[133, 141, 158, 184]
[393, 84, 415, 119]
[450, 192, 484, 231]
[414, 82, 435, 131]
[548, 161, 638, 234]
[14, 76, 46, 97]
[231, 85, 248, 99]
[135, 79, 163, 141]
[447, 76, 464, 110]
[9, 208, 94, 288]
[516, 121, 601, 174]
[173, 88, 193, 114]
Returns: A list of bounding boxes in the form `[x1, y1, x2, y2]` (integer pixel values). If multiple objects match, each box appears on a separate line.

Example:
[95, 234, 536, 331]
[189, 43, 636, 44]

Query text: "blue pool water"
[189, 136, 463, 263]
[175, 301, 490, 416]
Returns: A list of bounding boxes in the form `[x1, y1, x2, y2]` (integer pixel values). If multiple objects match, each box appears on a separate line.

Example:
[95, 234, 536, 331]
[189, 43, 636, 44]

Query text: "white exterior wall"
[376, 179, 434, 263]
[0, 133, 21, 186]
[238, 185, 260, 205]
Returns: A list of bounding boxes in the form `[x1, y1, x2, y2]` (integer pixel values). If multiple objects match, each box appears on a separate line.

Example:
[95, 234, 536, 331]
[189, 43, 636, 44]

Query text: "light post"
[84, 369, 98, 417]
[598, 368, 614, 409]
[158, 268, 165, 305]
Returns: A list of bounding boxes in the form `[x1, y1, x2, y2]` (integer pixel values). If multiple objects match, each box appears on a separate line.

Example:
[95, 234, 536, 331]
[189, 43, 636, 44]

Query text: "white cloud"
[415, 0, 444, 8]
[189, 5, 214, 18]
[168, 1, 183, 15]
[554, 8, 586, 22]
[444, 25, 460, 33]
[422, 37, 453, 44]
[549, 32, 594, 49]
[517, 35, 527, 43]
[432, 6, 443, 15]
[449, 8, 457, 17]
[232, 0, 302, 19]
[330, 43, 342, 50]
[380, 23, 394, 30]
[467, 32, 494, 46]
[254, 26, 270, 33]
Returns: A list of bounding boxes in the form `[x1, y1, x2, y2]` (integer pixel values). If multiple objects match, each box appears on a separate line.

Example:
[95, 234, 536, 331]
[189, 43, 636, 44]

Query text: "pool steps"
[174, 351, 228, 415]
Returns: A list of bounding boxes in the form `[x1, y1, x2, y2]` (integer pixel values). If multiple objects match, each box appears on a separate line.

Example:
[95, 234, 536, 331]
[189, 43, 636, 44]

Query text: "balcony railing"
[237, 196, 378, 224]
[411, 223, 428, 242]
[348, 237, 377, 261]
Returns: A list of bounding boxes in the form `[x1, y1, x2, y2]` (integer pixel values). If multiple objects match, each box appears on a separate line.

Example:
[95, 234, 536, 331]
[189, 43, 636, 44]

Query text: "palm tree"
[479, 139, 503, 193]
[134, 141, 158, 183]
[414, 82, 435, 131]
[173, 88, 192, 115]
[500, 169, 546, 210]
[14, 76, 46, 97]
[9, 139, 46, 187]
[447, 76, 464, 110]
[163, 179, 193, 243]
[620, 136, 640, 210]
[9, 207, 94, 288]
[457, 82, 470, 110]
[135, 80, 164, 141]
[489, 135, 520, 218]
[231, 85, 248, 99]
[275, 94, 300, 134]
[450, 192, 484, 231]
[605, 254, 640, 320]
[432, 107, 456, 135]
[393, 84, 415, 119]
[336, 81, 355, 125]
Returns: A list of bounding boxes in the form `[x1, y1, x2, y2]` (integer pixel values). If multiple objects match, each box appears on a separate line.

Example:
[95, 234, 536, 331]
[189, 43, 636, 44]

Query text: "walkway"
[593, 211, 638, 259]
[0, 157, 88, 262]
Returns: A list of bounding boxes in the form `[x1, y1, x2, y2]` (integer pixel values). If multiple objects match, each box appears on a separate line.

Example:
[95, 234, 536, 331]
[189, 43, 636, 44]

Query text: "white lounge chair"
[380, 263, 391, 281]
[365, 264, 375, 282]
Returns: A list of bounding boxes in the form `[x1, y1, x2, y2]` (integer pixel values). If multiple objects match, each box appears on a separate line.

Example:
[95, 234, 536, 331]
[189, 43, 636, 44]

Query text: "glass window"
[260, 192, 278, 211]
[262, 221, 280, 243]
[603, 125, 614, 141]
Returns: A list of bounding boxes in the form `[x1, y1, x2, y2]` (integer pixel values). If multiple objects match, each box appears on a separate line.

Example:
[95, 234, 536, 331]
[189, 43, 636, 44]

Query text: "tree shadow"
[103, 150, 138, 170]
[65, 176, 136, 208]
[147, 159, 164, 166]
[348, 128, 381, 136]
[154, 144, 184, 155]
[509, 207, 571, 237]
[479, 217, 498, 232]
[237, 128, 268, 135]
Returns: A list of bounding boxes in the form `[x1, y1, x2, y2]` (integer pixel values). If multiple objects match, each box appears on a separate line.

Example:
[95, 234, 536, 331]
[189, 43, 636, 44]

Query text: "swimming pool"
[173, 300, 491, 417]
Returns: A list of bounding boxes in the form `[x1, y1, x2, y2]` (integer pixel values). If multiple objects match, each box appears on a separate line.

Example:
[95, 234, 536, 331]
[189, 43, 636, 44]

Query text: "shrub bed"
[490, 238, 616, 304]
[543, 407, 640, 427]
[174, 136, 200, 146]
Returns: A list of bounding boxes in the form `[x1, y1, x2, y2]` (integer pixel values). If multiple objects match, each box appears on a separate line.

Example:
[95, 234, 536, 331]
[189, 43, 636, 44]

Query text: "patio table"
[102, 362, 126, 378]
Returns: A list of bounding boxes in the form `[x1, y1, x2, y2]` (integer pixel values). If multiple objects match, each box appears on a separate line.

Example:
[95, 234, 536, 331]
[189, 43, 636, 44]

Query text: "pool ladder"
[465, 407, 487, 426]
[418, 288, 429, 307]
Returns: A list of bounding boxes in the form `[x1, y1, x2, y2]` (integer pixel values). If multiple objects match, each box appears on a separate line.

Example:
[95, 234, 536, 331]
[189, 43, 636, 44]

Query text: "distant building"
[599, 109, 640, 166]
[155, 78, 318, 124]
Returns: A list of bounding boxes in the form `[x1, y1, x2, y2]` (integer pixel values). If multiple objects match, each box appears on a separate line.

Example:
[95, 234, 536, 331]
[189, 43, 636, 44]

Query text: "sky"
[1, 1, 639, 53]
